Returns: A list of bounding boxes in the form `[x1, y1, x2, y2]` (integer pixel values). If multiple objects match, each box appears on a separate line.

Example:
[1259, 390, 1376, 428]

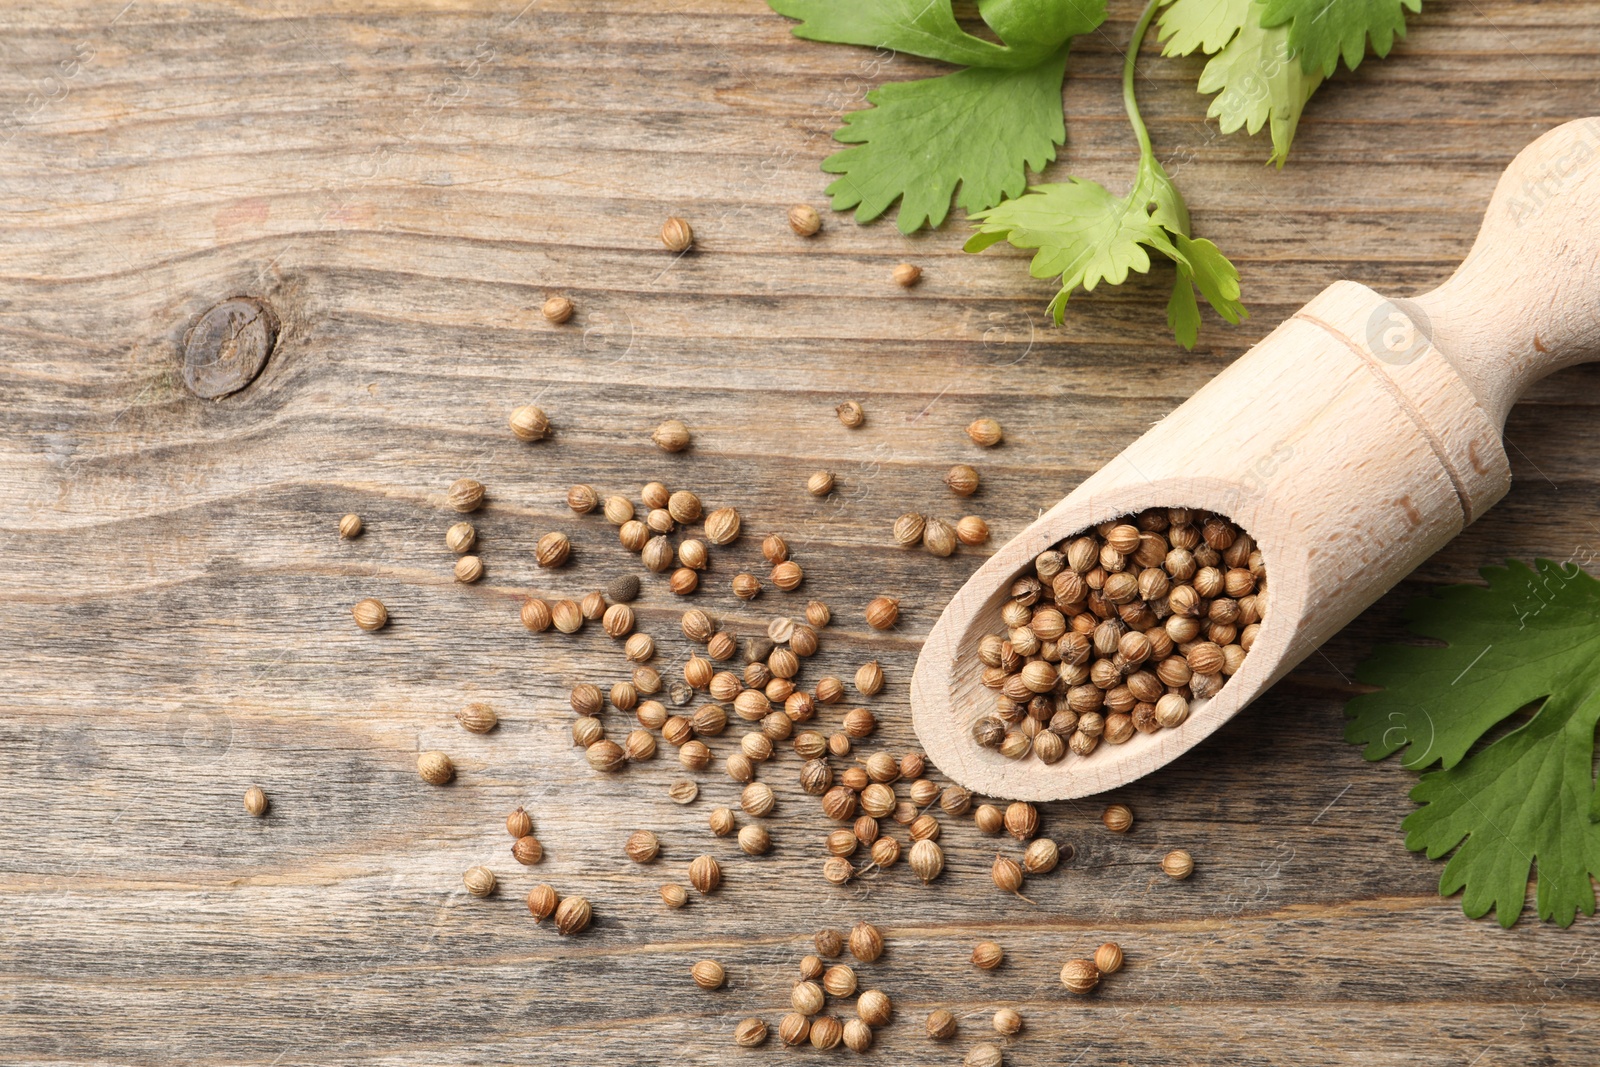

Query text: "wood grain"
[2, 1, 1599, 1064]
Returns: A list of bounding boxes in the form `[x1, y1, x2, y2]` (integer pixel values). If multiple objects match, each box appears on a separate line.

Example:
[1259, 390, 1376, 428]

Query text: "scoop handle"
[1406, 119, 1600, 430]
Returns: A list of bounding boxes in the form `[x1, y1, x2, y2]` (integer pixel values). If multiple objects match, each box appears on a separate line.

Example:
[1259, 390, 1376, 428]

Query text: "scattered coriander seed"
[966, 1042, 1003, 1067]
[572, 717, 604, 748]
[243, 786, 268, 817]
[804, 600, 831, 628]
[510, 405, 552, 444]
[1102, 803, 1134, 834]
[571, 683, 604, 716]
[587, 739, 626, 772]
[828, 829, 860, 857]
[843, 708, 877, 738]
[857, 988, 892, 1026]
[535, 531, 571, 568]
[788, 203, 822, 236]
[823, 857, 854, 884]
[651, 419, 692, 453]
[779, 1013, 811, 1047]
[567, 484, 598, 514]
[551, 599, 583, 633]
[669, 568, 699, 595]
[642, 536, 674, 572]
[835, 400, 865, 428]
[446, 522, 477, 554]
[822, 964, 857, 997]
[625, 633, 655, 663]
[871, 836, 900, 868]
[667, 489, 703, 524]
[972, 941, 1004, 970]
[456, 702, 497, 733]
[1095, 942, 1125, 975]
[771, 560, 803, 591]
[807, 470, 835, 496]
[792, 981, 826, 1016]
[815, 928, 844, 957]
[512, 835, 544, 865]
[540, 296, 574, 325]
[689, 854, 721, 894]
[993, 1008, 1023, 1037]
[974, 804, 1004, 835]
[815, 1010, 850, 1048]
[352, 598, 388, 632]
[602, 603, 635, 639]
[741, 781, 776, 817]
[991, 854, 1024, 894]
[843, 1018, 872, 1053]
[851, 921, 889, 966]
[660, 216, 694, 252]
[619, 520, 649, 552]
[579, 591, 608, 621]
[626, 830, 660, 863]
[506, 807, 533, 839]
[729, 572, 760, 600]
[447, 478, 485, 513]
[891, 512, 927, 548]
[966, 417, 1004, 447]
[945, 464, 980, 496]
[865, 596, 899, 630]
[910, 839, 944, 883]
[1024, 838, 1060, 874]
[1162, 849, 1195, 880]
[338, 513, 362, 539]
[642, 482, 671, 509]
[417, 751, 453, 785]
[738, 824, 772, 855]
[463, 865, 497, 898]
[703, 506, 741, 545]
[453, 555, 484, 583]
[660, 883, 689, 908]
[553, 895, 592, 935]
[603, 495, 635, 525]
[692, 959, 726, 990]
[957, 516, 990, 545]
[1004, 802, 1039, 841]
[892, 262, 921, 287]
[709, 806, 736, 837]
[625, 729, 656, 761]
[854, 660, 885, 697]
[815, 676, 845, 705]
[923, 517, 957, 557]
[679, 739, 711, 771]
[526, 884, 558, 921]
[1060, 958, 1100, 994]
[926, 1008, 957, 1040]
[734, 1018, 768, 1048]
[941, 785, 973, 816]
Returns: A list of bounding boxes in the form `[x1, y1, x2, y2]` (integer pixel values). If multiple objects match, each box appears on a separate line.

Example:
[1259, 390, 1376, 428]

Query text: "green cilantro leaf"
[1259, 0, 1421, 77]
[965, 149, 1247, 346]
[769, 0, 1107, 232]
[1159, 0, 1322, 166]
[1346, 559, 1600, 927]
[823, 51, 1069, 233]
[768, 0, 1105, 69]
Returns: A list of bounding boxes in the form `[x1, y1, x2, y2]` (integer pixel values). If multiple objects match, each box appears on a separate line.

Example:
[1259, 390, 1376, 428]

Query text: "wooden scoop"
[912, 118, 1600, 801]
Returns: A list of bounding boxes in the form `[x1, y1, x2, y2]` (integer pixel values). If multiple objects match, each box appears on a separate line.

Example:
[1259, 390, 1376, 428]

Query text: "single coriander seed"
[243, 786, 268, 817]
[1095, 941, 1125, 975]
[651, 419, 692, 453]
[957, 515, 991, 545]
[660, 216, 694, 252]
[854, 660, 885, 696]
[865, 596, 899, 630]
[788, 203, 821, 236]
[966, 417, 1004, 447]
[512, 835, 544, 865]
[857, 988, 893, 1026]
[923, 517, 957, 557]
[807, 470, 835, 496]
[509, 403, 551, 440]
[892, 262, 921, 287]
[506, 807, 533, 838]
[972, 940, 1004, 970]
[849, 921, 884, 962]
[836, 400, 865, 428]
[416, 751, 454, 785]
[463, 865, 496, 898]
[540, 296, 574, 325]
[455, 702, 497, 733]
[1060, 958, 1100, 994]
[689, 854, 722, 894]
[446, 522, 476, 554]
[691, 959, 726, 990]
[926, 1008, 957, 1041]
[526, 884, 558, 921]
[352, 598, 388, 632]
[966, 1042, 1003, 1067]
[1102, 803, 1134, 833]
[1162, 849, 1195, 880]
[535, 531, 571, 568]
[553, 895, 591, 935]
[945, 464, 980, 497]
[660, 883, 689, 908]
[566, 484, 598, 514]
[993, 1008, 1023, 1037]
[338, 513, 362, 539]
[625, 830, 660, 863]
[734, 1018, 768, 1047]
[453, 555, 484, 583]
[446, 478, 485, 513]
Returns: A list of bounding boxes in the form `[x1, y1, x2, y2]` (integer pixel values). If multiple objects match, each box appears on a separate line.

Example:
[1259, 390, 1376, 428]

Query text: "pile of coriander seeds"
[971, 508, 1266, 764]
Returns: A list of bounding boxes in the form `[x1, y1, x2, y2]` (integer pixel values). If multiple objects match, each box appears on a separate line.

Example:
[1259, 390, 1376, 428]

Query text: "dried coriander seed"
[689, 854, 721, 893]
[506, 807, 533, 838]
[352, 598, 388, 632]
[993, 1008, 1023, 1036]
[553, 895, 591, 935]
[836, 400, 865, 427]
[944, 464, 979, 497]
[679, 539, 709, 570]
[660, 883, 689, 908]
[1102, 803, 1134, 834]
[417, 751, 454, 785]
[446, 522, 476, 554]
[738, 824, 771, 855]
[462, 865, 496, 898]
[991, 854, 1024, 893]
[923, 516, 957, 557]
[669, 568, 699, 595]
[535, 531, 570, 568]
[566, 484, 598, 514]
[626, 830, 660, 863]
[858, 988, 892, 1026]
[453, 555, 484, 583]
[338, 513, 362, 539]
[822, 964, 857, 997]
[1023, 838, 1060, 874]
[1060, 958, 1100, 994]
[966, 417, 1004, 447]
[1162, 849, 1194, 879]
[892, 262, 921, 287]
[447, 478, 485, 513]
[540, 296, 574, 325]
[926, 1008, 957, 1040]
[957, 516, 990, 545]
[854, 660, 885, 696]
[660, 216, 694, 252]
[842, 1018, 872, 1053]
[972, 940, 1004, 970]
[512, 835, 544, 865]
[508, 403, 553, 441]
[734, 1017, 768, 1048]
[807, 470, 835, 496]
[456, 702, 497, 733]
[526, 884, 558, 921]
[788, 203, 821, 236]
[691, 959, 726, 990]
[865, 596, 899, 630]
[909, 839, 944, 882]
[1095, 941, 1125, 975]
[779, 1013, 810, 1047]
[243, 786, 268, 817]
[771, 560, 803, 591]
[705, 506, 741, 545]
[967, 1042, 1004, 1067]
[651, 419, 692, 453]
[974, 804, 1004, 834]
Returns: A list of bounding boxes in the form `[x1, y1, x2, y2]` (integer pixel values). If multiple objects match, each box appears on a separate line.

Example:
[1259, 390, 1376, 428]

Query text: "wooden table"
[4, 2, 1598, 1064]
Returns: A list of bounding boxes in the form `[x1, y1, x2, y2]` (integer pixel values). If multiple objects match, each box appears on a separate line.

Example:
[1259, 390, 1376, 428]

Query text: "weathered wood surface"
[3, 2, 1599, 1064]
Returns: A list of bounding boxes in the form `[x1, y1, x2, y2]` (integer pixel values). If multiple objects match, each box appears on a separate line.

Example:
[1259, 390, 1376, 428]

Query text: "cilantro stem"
[1123, 0, 1163, 162]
